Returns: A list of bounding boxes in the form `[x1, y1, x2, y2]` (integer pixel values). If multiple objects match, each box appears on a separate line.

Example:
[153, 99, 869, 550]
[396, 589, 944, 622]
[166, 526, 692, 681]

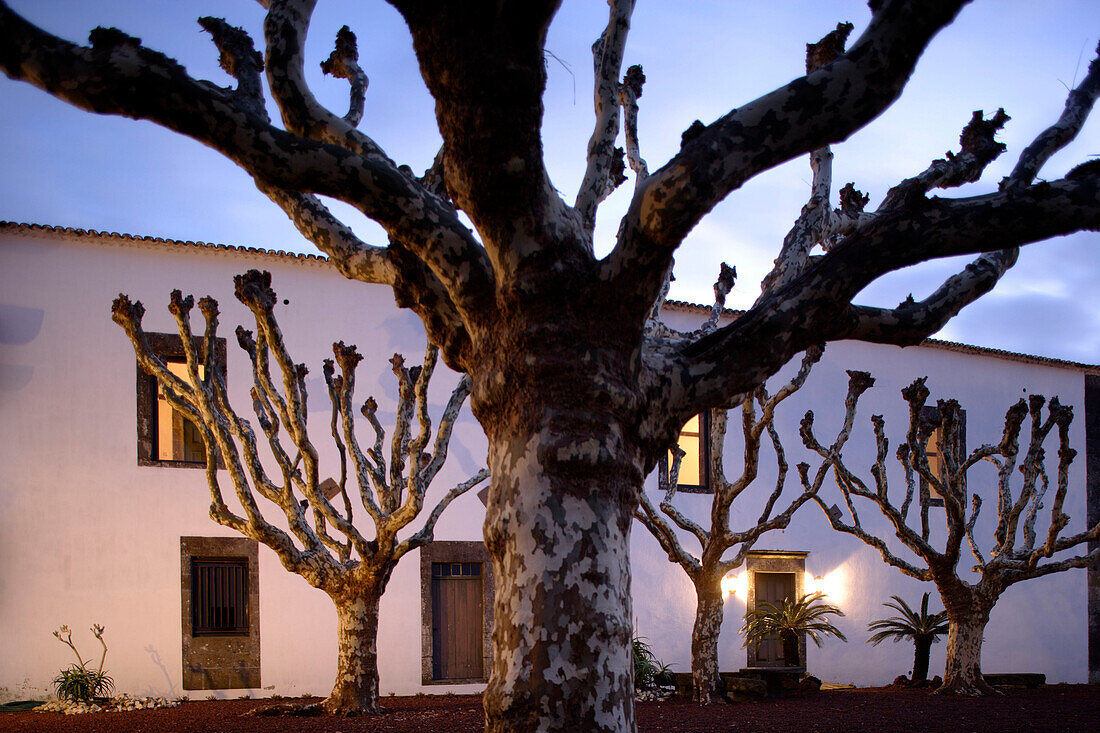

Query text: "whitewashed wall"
[0, 228, 1092, 702]
[0, 228, 489, 701]
[633, 306, 1091, 686]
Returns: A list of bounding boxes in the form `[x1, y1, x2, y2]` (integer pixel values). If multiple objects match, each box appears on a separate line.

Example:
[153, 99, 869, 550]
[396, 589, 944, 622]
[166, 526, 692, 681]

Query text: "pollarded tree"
[799, 372, 1100, 695]
[635, 345, 823, 704]
[111, 270, 489, 715]
[3, 1, 1100, 729]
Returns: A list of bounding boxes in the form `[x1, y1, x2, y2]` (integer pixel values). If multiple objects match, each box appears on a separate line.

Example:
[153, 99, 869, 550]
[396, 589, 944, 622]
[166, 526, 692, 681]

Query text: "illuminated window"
[135, 333, 225, 468]
[157, 361, 208, 463]
[663, 413, 710, 493]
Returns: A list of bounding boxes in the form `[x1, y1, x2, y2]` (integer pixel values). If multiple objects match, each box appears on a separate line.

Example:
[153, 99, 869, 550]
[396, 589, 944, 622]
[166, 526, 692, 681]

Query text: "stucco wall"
[634, 307, 1091, 686]
[0, 228, 489, 700]
[0, 228, 1093, 701]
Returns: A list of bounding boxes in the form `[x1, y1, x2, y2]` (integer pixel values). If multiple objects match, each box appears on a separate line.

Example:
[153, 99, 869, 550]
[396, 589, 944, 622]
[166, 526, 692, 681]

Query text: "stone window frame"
[420, 540, 494, 685]
[918, 405, 967, 509]
[136, 332, 226, 469]
[744, 550, 808, 669]
[658, 411, 712, 494]
[180, 536, 260, 690]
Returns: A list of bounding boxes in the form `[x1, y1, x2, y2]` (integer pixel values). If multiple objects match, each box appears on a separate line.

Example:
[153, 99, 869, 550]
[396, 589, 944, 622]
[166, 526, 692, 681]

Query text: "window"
[191, 558, 249, 636]
[180, 537, 260, 690]
[420, 541, 493, 684]
[661, 412, 710, 493]
[919, 405, 966, 508]
[157, 361, 208, 463]
[135, 333, 225, 468]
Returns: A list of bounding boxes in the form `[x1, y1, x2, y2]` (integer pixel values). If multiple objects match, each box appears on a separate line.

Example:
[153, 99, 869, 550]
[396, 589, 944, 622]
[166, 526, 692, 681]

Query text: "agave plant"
[631, 633, 674, 691]
[53, 665, 115, 702]
[742, 592, 847, 667]
[867, 593, 949, 682]
[51, 624, 113, 701]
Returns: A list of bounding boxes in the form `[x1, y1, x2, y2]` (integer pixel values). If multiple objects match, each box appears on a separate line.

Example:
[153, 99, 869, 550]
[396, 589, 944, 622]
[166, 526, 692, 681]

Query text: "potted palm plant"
[742, 592, 847, 667]
[867, 593, 949, 682]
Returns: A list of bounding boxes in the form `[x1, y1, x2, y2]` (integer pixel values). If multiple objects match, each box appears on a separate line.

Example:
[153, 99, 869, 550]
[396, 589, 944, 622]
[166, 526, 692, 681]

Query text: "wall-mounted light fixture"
[720, 572, 748, 598]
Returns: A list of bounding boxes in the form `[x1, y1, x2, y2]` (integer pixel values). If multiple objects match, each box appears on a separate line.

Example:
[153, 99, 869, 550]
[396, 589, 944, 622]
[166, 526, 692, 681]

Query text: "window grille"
[192, 558, 249, 635]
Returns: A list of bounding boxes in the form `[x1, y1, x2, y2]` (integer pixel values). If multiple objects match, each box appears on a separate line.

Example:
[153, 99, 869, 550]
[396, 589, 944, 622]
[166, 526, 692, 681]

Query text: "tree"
[867, 593, 950, 683]
[800, 372, 1100, 695]
[634, 343, 823, 703]
[111, 269, 489, 715]
[2, 1, 1099, 729]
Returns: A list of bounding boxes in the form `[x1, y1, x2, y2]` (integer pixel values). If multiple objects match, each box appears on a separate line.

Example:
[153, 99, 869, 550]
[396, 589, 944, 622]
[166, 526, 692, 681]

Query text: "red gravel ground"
[2, 686, 1097, 733]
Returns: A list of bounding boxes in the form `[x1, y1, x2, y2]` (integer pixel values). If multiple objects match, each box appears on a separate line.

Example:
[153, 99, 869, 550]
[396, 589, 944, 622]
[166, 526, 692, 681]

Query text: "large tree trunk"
[690, 583, 725, 704]
[937, 586, 997, 696]
[323, 591, 383, 715]
[481, 420, 642, 733]
[913, 636, 933, 682]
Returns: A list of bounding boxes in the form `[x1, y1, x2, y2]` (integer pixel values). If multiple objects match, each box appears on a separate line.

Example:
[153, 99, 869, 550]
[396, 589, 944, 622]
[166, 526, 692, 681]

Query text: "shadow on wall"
[144, 644, 176, 699]
[0, 302, 44, 392]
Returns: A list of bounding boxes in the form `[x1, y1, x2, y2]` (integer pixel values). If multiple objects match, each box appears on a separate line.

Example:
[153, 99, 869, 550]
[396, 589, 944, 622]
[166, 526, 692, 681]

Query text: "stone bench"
[983, 673, 1046, 688]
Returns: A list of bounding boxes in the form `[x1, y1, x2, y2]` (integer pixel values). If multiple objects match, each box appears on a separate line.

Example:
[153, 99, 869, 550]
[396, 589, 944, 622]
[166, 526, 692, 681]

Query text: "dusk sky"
[2, 1, 1098, 364]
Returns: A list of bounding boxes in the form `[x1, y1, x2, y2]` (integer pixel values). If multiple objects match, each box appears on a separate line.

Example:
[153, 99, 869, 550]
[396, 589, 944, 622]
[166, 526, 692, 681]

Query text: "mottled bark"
[690, 584, 724, 704]
[325, 589, 383, 715]
[482, 421, 638, 733]
[938, 593, 996, 695]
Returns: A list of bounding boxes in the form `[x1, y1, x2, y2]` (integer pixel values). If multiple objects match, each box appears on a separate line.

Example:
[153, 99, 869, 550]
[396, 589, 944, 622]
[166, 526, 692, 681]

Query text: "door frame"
[419, 541, 494, 684]
[744, 550, 808, 669]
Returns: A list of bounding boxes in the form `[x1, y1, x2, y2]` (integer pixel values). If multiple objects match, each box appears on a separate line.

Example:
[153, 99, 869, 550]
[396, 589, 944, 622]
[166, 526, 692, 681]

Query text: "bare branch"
[618, 64, 648, 180]
[399, 468, 490, 560]
[320, 25, 368, 127]
[634, 489, 702, 574]
[603, 0, 970, 313]
[0, 2, 495, 336]
[263, 0, 384, 156]
[575, 0, 635, 232]
[1005, 41, 1100, 191]
[198, 16, 268, 121]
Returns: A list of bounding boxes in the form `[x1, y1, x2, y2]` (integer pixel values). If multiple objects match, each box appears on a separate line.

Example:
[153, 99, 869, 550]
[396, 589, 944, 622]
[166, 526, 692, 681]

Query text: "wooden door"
[754, 572, 795, 666]
[431, 562, 484, 680]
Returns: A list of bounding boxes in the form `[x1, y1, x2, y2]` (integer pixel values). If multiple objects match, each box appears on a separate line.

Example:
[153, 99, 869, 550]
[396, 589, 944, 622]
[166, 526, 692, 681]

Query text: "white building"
[1, 222, 1096, 701]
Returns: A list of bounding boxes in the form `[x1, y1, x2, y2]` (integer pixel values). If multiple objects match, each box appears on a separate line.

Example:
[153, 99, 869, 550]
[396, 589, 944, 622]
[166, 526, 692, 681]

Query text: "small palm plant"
[742, 592, 847, 667]
[867, 593, 949, 682]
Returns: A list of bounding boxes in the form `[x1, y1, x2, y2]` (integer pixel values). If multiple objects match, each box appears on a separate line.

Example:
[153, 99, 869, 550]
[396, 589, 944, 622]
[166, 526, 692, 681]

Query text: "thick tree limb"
[0, 2, 495, 338]
[619, 64, 648, 181]
[603, 0, 971, 314]
[393, 0, 580, 278]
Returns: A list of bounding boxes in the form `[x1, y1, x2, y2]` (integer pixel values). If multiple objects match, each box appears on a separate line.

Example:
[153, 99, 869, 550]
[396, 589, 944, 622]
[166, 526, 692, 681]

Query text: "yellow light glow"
[721, 572, 748, 598]
[821, 568, 849, 605]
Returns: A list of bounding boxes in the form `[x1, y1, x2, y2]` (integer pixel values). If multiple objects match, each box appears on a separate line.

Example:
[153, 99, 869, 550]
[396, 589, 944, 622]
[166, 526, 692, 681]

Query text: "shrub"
[51, 624, 113, 701]
[632, 634, 673, 690]
[52, 665, 114, 702]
